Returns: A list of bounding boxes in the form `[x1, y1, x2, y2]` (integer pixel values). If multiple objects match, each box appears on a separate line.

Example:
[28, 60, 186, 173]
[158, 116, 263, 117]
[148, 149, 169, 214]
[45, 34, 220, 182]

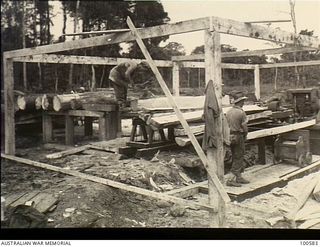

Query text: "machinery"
[274, 130, 312, 167]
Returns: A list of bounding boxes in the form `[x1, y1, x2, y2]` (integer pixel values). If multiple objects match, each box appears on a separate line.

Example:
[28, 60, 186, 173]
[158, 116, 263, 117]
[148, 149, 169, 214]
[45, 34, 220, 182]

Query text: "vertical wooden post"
[254, 65, 260, 100]
[42, 113, 53, 142]
[84, 117, 93, 136]
[172, 62, 180, 96]
[99, 115, 106, 140]
[204, 29, 225, 227]
[274, 67, 278, 91]
[65, 115, 74, 145]
[4, 57, 15, 155]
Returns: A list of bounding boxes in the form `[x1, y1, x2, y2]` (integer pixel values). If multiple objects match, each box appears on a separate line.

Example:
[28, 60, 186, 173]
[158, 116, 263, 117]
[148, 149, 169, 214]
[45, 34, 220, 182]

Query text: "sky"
[51, 0, 320, 55]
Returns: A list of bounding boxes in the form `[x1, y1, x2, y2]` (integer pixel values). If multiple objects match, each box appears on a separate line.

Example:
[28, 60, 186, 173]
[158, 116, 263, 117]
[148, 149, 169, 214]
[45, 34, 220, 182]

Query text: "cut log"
[35, 96, 42, 110]
[17, 95, 41, 111]
[53, 94, 81, 111]
[70, 99, 82, 110]
[46, 145, 91, 159]
[313, 179, 320, 202]
[41, 94, 54, 111]
[53, 92, 117, 111]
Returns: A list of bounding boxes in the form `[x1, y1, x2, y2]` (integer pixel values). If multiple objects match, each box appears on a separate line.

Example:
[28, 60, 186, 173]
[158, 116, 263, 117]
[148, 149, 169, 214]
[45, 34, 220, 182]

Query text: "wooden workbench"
[42, 108, 120, 145]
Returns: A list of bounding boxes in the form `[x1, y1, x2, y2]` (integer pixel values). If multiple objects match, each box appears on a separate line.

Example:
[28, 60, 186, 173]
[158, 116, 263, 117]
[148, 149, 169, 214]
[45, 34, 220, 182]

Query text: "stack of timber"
[174, 110, 272, 136]
[15, 91, 137, 112]
[137, 95, 231, 112]
[146, 105, 268, 130]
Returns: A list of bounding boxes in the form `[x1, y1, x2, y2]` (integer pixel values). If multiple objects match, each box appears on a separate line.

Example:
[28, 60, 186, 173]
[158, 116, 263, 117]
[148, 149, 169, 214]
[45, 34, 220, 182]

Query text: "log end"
[17, 95, 26, 110]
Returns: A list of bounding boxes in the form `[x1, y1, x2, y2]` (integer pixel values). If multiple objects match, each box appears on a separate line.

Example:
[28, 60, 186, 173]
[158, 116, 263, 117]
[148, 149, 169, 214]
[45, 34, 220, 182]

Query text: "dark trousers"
[110, 80, 127, 103]
[230, 133, 245, 176]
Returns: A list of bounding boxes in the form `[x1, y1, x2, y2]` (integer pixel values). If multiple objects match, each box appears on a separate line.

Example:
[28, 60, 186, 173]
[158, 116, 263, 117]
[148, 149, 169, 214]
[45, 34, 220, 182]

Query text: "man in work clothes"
[109, 61, 150, 107]
[225, 94, 250, 187]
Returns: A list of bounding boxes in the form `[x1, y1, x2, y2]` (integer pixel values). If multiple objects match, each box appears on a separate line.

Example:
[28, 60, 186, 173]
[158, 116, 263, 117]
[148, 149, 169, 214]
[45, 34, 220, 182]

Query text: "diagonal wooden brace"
[126, 17, 230, 203]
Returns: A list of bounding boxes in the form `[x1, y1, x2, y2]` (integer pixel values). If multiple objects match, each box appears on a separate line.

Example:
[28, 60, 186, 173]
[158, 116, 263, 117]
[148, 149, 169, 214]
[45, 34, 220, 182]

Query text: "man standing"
[225, 94, 250, 187]
[109, 61, 149, 107]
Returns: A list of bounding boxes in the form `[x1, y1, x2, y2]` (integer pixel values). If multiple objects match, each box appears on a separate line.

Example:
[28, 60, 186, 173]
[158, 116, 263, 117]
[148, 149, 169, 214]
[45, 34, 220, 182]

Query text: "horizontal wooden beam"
[62, 28, 143, 36]
[181, 61, 256, 69]
[4, 16, 319, 58]
[175, 119, 316, 147]
[245, 20, 291, 24]
[172, 47, 317, 61]
[247, 119, 316, 139]
[13, 54, 173, 67]
[259, 60, 320, 68]
[1, 154, 214, 211]
[13, 54, 256, 69]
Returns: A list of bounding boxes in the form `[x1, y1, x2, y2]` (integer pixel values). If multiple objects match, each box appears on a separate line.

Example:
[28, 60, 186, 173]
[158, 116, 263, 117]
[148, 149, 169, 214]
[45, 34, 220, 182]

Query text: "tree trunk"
[91, 65, 96, 91]
[100, 67, 106, 87]
[61, 3, 67, 42]
[68, 0, 80, 89]
[53, 92, 117, 111]
[22, 0, 27, 90]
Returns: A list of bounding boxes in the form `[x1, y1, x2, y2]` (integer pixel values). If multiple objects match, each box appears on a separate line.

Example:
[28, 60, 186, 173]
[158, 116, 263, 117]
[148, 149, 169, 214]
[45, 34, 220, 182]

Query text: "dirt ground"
[1, 129, 319, 229]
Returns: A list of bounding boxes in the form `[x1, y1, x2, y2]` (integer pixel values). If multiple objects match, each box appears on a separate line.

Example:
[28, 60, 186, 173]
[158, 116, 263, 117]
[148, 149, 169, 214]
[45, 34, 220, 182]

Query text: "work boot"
[226, 180, 242, 187]
[236, 175, 250, 184]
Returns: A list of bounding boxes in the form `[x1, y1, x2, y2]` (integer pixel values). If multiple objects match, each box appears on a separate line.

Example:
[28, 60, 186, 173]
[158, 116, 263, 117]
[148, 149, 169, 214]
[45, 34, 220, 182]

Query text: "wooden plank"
[259, 60, 320, 69]
[13, 54, 173, 67]
[247, 119, 316, 140]
[254, 65, 260, 100]
[10, 191, 40, 208]
[135, 143, 180, 158]
[286, 175, 319, 221]
[46, 145, 90, 159]
[179, 61, 256, 69]
[172, 46, 316, 60]
[313, 179, 320, 202]
[174, 111, 271, 136]
[5, 15, 319, 59]
[82, 103, 117, 112]
[68, 110, 105, 117]
[127, 17, 230, 203]
[4, 58, 15, 154]
[62, 28, 143, 36]
[32, 192, 59, 213]
[5, 192, 28, 206]
[148, 106, 268, 129]
[1, 154, 214, 211]
[281, 159, 320, 181]
[205, 28, 225, 227]
[175, 120, 316, 147]
[172, 62, 180, 96]
[5, 56, 246, 71]
[165, 181, 208, 198]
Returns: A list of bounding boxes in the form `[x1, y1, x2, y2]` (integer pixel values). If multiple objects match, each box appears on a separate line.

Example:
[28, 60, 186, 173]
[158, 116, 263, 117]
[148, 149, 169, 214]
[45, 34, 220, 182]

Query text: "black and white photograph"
[1, 0, 320, 237]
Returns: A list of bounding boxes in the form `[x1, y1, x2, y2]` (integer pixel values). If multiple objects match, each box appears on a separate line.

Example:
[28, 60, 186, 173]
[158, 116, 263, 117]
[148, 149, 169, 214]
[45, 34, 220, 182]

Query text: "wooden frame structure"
[2, 15, 320, 227]
[171, 47, 320, 99]
[4, 15, 319, 155]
